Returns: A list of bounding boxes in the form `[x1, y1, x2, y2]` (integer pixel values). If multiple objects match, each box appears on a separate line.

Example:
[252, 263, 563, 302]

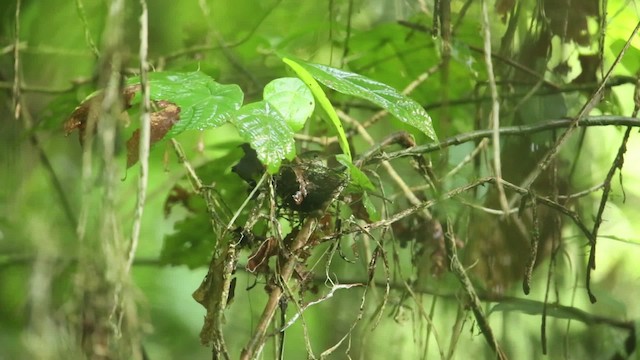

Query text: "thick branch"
[240, 216, 318, 360]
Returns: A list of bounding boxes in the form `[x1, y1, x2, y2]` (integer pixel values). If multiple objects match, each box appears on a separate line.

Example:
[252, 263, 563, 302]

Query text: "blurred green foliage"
[1, 0, 640, 359]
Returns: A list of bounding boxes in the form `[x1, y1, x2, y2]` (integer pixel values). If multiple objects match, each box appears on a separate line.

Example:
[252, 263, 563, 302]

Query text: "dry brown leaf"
[246, 237, 278, 273]
[63, 84, 140, 145]
[126, 100, 181, 168]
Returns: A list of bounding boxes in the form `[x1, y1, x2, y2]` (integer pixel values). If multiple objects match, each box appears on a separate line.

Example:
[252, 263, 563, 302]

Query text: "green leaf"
[127, 71, 244, 138]
[362, 191, 381, 222]
[263, 77, 315, 132]
[610, 39, 640, 74]
[232, 101, 296, 174]
[286, 58, 438, 142]
[282, 57, 352, 162]
[335, 154, 375, 191]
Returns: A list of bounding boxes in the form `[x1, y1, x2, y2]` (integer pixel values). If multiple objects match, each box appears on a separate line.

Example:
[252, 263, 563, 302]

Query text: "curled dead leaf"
[63, 84, 140, 145]
[63, 83, 181, 168]
[246, 237, 278, 273]
[126, 100, 181, 168]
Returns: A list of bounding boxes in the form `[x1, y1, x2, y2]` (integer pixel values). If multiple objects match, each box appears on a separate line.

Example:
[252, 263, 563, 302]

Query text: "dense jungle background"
[1, 0, 640, 359]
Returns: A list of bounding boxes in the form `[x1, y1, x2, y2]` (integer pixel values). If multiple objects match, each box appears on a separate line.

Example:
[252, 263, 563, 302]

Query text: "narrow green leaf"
[263, 77, 315, 132]
[282, 57, 352, 162]
[127, 71, 244, 138]
[232, 101, 296, 174]
[287, 59, 438, 142]
[335, 154, 375, 191]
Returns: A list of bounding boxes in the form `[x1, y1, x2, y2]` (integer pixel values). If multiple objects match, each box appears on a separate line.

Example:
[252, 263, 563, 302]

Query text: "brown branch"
[240, 216, 318, 360]
[587, 127, 633, 303]
[481, 0, 510, 218]
[126, 0, 151, 276]
[444, 219, 508, 360]
[522, 196, 540, 295]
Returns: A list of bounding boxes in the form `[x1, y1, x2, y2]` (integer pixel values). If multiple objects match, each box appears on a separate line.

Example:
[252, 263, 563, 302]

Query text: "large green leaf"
[263, 77, 315, 132]
[282, 57, 352, 162]
[127, 71, 244, 138]
[231, 101, 296, 173]
[287, 58, 438, 142]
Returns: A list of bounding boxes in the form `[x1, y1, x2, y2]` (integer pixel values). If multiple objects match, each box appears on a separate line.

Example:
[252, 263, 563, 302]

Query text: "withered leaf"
[246, 237, 278, 273]
[64, 84, 140, 145]
[126, 100, 181, 168]
[63, 84, 181, 168]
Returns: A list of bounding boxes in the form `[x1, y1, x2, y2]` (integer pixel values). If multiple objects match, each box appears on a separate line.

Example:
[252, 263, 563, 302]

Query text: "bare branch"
[378, 116, 640, 162]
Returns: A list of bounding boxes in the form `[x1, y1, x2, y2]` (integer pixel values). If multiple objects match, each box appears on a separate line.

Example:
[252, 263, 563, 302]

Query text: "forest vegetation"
[1, 0, 640, 359]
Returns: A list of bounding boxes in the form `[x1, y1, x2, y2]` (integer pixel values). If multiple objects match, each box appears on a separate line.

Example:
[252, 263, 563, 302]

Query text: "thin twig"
[12, 0, 21, 122]
[338, 110, 432, 220]
[378, 116, 640, 162]
[496, 179, 595, 247]
[331, 178, 493, 238]
[441, 138, 488, 180]
[11, 98, 78, 234]
[75, 0, 100, 58]
[443, 220, 508, 360]
[586, 127, 632, 303]
[403, 279, 447, 360]
[438, 0, 451, 125]
[522, 195, 540, 294]
[481, 0, 510, 218]
[126, 0, 151, 276]
[557, 183, 605, 200]
[321, 177, 594, 252]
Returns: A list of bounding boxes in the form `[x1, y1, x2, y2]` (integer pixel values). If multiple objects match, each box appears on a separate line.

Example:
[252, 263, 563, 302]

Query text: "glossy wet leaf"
[231, 101, 296, 174]
[282, 57, 352, 162]
[126, 71, 244, 137]
[64, 85, 140, 144]
[263, 77, 314, 132]
[287, 58, 438, 142]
